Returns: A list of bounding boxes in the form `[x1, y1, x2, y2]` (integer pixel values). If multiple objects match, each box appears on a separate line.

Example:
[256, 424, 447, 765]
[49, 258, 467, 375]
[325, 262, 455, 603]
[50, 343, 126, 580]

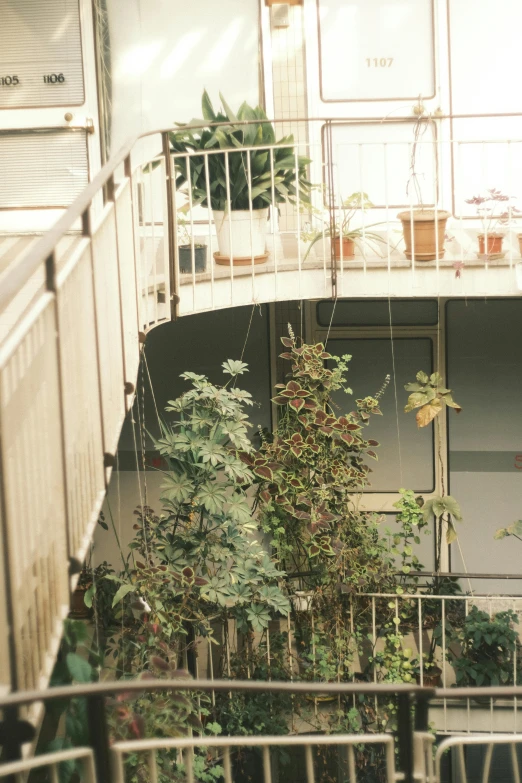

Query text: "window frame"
[306, 299, 448, 517]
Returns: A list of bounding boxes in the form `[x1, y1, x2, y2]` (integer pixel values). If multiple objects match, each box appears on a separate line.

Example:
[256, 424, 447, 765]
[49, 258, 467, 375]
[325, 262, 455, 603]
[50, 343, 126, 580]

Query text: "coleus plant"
[246, 332, 392, 591]
[404, 371, 461, 428]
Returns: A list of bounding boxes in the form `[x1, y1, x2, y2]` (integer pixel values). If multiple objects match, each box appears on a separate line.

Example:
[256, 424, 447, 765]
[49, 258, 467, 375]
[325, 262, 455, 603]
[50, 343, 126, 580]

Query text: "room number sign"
[366, 58, 394, 68]
[317, 0, 435, 102]
[0, 0, 83, 108]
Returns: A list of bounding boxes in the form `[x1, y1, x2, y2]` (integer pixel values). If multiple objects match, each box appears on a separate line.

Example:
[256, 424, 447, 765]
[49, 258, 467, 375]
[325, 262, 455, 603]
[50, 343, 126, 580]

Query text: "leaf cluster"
[169, 90, 312, 212]
[447, 606, 519, 686]
[252, 333, 393, 593]
[404, 371, 462, 428]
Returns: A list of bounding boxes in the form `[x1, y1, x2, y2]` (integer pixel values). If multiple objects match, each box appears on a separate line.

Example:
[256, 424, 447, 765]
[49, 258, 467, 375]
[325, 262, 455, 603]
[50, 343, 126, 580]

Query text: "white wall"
[107, 0, 261, 157]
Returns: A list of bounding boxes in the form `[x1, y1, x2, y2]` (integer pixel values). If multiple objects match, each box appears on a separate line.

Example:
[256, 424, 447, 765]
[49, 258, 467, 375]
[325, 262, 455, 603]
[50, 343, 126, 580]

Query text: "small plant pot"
[291, 590, 313, 612]
[472, 695, 498, 706]
[213, 208, 269, 265]
[416, 667, 442, 687]
[179, 245, 207, 274]
[69, 584, 92, 619]
[306, 691, 337, 704]
[478, 233, 504, 257]
[397, 209, 449, 261]
[332, 236, 355, 260]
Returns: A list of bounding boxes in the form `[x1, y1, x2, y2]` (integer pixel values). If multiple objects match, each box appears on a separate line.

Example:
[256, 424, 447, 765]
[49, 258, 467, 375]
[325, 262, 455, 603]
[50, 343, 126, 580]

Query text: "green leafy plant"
[304, 192, 386, 259]
[250, 330, 392, 591]
[169, 91, 311, 212]
[404, 371, 461, 428]
[447, 606, 519, 686]
[42, 620, 99, 783]
[104, 360, 290, 674]
[390, 489, 431, 582]
[370, 627, 416, 684]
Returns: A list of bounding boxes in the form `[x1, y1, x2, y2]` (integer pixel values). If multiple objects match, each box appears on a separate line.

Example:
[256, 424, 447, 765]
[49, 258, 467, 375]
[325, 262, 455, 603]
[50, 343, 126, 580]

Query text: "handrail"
[2, 109, 522, 314]
[0, 678, 435, 710]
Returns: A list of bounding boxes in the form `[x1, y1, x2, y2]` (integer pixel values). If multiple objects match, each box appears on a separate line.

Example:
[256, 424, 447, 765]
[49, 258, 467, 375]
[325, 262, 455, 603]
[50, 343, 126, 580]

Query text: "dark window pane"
[328, 338, 435, 492]
[317, 299, 439, 327]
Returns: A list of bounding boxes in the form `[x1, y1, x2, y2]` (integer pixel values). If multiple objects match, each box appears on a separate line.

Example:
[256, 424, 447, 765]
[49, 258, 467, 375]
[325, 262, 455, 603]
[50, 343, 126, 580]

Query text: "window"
[328, 337, 435, 493]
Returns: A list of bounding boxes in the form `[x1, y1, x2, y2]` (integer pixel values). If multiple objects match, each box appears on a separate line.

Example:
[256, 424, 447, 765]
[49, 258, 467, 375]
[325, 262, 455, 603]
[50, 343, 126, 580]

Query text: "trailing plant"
[404, 371, 461, 428]
[446, 606, 519, 686]
[422, 494, 463, 572]
[370, 627, 415, 684]
[169, 91, 312, 212]
[390, 489, 430, 583]
[250, 331, 392, 593]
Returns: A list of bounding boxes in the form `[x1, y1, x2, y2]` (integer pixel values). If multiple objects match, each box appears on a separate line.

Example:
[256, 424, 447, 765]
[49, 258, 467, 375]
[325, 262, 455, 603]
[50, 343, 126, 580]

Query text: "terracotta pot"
[478, 233, 504, 256]
[416, 667, 442, 687]
[397, 209, 449, 261]
[70, 584, 92, 619]
[332, 236, 355, 260]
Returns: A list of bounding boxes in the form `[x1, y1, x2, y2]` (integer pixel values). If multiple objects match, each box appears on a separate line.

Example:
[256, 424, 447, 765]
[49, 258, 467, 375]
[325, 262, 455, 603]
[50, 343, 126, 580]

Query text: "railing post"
[325, 119, 337, 301]
[87, 693, 112, 782]
[397, 693, 414, 783]
[161, 131, 180, 320]
[0, 706, 36, 783]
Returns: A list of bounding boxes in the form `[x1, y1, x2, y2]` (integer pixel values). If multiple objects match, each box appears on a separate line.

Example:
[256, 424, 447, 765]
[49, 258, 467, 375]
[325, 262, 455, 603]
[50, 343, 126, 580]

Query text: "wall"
[447, 299, 522, 594]
[93, 304, 272, 566]
[106, 0, 261, 158]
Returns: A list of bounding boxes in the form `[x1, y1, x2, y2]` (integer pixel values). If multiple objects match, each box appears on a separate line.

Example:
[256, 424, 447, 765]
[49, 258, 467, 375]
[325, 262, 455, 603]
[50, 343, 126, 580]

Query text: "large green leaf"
[196, 482, 227, 514]
[112, 583, 135, 607]
[66, 653, 92, 684]
[201, 90, 217, 122]
[219, 93, 238, 123]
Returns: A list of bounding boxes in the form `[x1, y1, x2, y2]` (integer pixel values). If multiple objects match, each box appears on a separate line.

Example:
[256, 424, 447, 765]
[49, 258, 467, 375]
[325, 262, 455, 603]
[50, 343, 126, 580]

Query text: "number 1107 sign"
[318, 0, 435, 102]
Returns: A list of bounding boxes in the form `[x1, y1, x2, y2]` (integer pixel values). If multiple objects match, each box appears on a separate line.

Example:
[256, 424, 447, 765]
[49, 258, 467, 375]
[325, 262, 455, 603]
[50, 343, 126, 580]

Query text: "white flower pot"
[213, 208, 269, 264]
[291, 590, 313, 612]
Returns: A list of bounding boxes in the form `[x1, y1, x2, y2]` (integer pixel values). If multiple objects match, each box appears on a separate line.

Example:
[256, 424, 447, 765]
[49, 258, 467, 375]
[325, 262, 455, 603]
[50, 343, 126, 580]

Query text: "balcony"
[1, 111, 522, 783]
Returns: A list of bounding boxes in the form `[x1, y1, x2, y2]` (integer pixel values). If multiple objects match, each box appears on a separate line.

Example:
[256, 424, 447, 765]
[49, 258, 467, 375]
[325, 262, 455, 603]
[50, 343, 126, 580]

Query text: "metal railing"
[188, 587, 522, 737]
[2, 114, 522, 707]
[3, 680, 522, 782]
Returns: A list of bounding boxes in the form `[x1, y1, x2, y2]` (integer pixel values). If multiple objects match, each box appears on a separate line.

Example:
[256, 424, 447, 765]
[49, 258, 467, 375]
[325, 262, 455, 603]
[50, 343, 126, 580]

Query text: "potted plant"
[177, 213, 207, 274]
[69, 567, 93, 619]
[169, 91, 311, 266]
[446, 606, 519, 695]
[465, 188, 520, 258]
[397, 208, 450, 261]
[304, 192, 385, 261]
[298, 632, 344, 702]
[397, 116, 449, 261]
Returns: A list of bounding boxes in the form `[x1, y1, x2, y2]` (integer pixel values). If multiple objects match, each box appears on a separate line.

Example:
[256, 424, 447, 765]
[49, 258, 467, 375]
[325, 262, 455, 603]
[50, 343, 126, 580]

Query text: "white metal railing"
[112, 732, 398, 783]
[5, 680, 522, 783]
[0, 134, 163, 701]
[2, 115, 522, 705]
[0, 748, 97, 782]
[192, 590, 522, 736]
